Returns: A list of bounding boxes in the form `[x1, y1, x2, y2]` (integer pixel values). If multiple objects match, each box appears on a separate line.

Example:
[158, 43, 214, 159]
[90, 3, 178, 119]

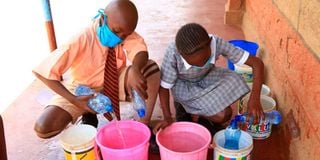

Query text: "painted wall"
[273, 0, 320, 58]
[238, 0, 320, 159]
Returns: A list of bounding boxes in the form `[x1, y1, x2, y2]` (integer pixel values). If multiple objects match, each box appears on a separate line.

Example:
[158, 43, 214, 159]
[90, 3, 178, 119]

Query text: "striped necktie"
[103, 48, 120, 121]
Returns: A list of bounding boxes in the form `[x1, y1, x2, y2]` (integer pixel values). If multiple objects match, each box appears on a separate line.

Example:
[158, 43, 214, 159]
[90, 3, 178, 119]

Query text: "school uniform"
[33, 19, 151, 123]
[160, 35, 250, 116]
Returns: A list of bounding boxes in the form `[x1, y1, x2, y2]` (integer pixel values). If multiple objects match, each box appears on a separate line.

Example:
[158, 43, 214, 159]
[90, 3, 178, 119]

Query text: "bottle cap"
[137, 109, 145, 118]
[105, 105, 113, 112]
[234, 115, 244, 122]
[270, 110, 282, 124]
[230, 119, 238, 129]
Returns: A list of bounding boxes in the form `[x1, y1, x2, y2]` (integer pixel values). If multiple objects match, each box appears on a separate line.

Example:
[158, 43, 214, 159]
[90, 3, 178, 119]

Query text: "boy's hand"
[73, 94, 96, 114]
[126, 66, 148, 99]
[246, 97, 264, 124]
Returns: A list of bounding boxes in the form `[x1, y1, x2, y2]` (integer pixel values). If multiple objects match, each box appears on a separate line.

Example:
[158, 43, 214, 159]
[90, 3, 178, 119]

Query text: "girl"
[154, 23, 264, 133]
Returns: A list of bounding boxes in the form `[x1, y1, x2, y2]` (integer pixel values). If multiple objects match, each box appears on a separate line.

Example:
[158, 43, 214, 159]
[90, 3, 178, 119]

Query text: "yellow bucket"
[60, 124, 97, 160]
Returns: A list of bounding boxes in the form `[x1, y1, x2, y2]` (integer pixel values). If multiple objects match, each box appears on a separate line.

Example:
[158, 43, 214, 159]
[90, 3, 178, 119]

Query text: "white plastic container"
[246, 83, 271, 96]
[238, 83, 271, 114]
[238, 95, 277, 139]
[234, 64, 253, 82]
[213, 130, 253, 160]
[60, 124, 97, 160]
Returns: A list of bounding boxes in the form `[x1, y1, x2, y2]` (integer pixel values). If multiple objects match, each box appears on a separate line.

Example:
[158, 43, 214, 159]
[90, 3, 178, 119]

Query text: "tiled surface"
[1, 0, 284, 160]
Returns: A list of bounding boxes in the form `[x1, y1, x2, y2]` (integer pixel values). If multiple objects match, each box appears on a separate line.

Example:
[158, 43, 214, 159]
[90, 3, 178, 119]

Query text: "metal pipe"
[0, 115, 7, 160]
[42, 0, 57, 52]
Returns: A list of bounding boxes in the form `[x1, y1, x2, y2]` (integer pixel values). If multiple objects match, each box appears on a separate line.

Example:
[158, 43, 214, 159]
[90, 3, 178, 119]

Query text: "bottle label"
[241, 121, 272, 139]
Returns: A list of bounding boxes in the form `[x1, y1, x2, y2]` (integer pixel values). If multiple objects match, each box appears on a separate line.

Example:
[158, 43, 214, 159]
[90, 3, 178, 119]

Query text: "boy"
[33, 0, 160, 139]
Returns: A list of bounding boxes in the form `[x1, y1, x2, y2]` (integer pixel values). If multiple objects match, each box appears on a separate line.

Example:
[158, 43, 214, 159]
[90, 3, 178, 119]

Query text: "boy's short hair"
[175, 23, 210, 55]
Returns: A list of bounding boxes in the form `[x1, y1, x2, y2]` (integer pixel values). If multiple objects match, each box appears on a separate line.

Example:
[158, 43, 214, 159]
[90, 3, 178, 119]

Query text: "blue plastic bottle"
[131, 89, 146, 118]
[75, 85, 113, 114]
[235, 110, 282, 125]
[224, 119, 241, 150]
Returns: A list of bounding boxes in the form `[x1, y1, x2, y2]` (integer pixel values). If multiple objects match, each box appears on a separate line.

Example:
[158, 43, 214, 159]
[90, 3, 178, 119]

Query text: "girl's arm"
[244, 55, 265, 124]
[159, 86, 173, 121]
[153, 86, 174, 134]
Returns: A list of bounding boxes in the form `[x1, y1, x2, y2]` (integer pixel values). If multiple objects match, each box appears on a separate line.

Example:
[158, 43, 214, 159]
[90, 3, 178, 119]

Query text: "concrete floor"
[1, 0, 285, 159]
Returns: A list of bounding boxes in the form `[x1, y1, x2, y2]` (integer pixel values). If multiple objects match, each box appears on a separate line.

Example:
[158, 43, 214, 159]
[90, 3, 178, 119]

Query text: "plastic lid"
[228, 40, 259, 55]
[234, 64, 252, 72]
[137, 109, 145, 118]
[268, 110, 282, 125]
[60, 124, 97, 151]
[246, 83, 271, 96]
[105, 105, 113, 112]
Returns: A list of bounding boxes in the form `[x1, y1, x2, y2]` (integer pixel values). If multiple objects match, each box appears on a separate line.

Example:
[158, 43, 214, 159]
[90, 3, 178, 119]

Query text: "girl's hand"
[73, 94, 97, 114]
[209, 142, 216, 149]
[152, 117, 174, 135]
[126, 66, 148, 100]
[246, 96, 264, 124]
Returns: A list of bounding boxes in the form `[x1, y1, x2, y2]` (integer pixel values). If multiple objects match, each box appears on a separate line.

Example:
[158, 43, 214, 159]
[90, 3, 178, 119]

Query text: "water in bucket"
[109, 111, 127, 148]
[227, 40, 259, 71]
[156, 122, 211, 160]
[160, 131, 208, 152]
[95, 120, 150, 160]
[224, 120, 241, 150]
[214, 130, 253, 160]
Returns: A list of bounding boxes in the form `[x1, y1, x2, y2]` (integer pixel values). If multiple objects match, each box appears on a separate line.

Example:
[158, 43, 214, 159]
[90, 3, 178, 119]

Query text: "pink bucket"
[95, 120, 150, 160]
[156, 122, 211, 160]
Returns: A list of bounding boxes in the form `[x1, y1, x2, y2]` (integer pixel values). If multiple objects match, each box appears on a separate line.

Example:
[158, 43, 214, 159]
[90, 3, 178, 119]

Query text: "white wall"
[0, 0, 109, 113]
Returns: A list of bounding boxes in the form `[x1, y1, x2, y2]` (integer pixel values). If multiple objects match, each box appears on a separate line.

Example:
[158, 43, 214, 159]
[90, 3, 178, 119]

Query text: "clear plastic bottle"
[75, 85, 113, 114]
[224, 119, 241, 150]
[235, 110, 282, 125]
[131, 89, 146, 118]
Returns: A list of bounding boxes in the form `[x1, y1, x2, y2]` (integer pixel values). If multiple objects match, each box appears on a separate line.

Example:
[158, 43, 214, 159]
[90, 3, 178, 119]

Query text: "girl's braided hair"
[175, 23, 210, 55]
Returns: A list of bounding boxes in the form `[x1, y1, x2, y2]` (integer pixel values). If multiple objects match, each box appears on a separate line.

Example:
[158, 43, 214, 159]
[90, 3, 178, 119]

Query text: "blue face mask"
[95, 9, 123, 47]
[192, 54, 213, 69]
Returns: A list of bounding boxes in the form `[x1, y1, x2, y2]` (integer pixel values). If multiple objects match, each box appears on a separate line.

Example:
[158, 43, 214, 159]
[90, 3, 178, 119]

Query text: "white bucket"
[238, 83, 271, 114]
[60, 124, 97, 160]
[239, 95, 277, 139]
[213, 130, 253, 160]
[234, 64, 253, 83]
[246, 83, 271, 96]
